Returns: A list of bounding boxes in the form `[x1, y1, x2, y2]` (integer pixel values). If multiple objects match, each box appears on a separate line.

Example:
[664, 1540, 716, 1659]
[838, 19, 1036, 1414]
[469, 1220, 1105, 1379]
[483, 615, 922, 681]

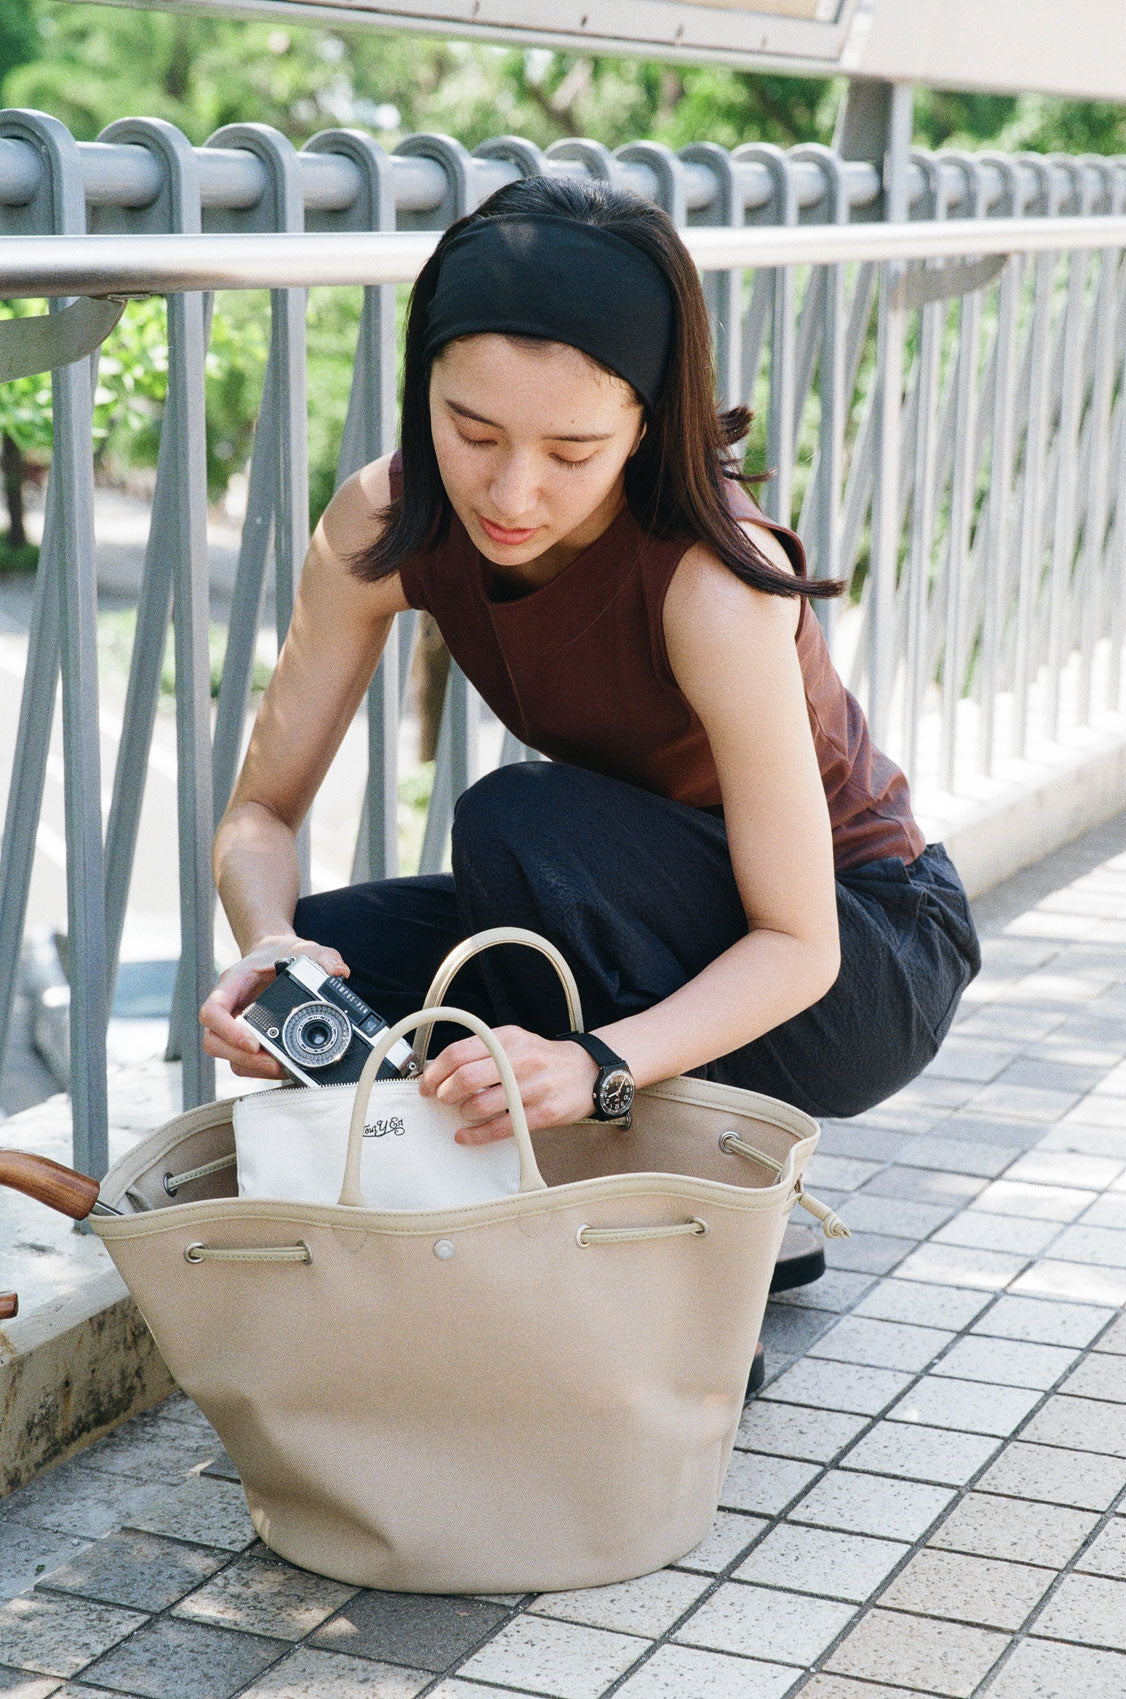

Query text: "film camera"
[238, 956, 419, 1088]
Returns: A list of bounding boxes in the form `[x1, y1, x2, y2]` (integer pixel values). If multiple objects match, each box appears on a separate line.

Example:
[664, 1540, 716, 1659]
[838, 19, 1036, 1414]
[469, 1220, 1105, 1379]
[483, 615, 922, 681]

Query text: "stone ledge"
[0, 1060, 221, 1499]
[916, 707, 1126, 898]
[0, 1263, 173, 1496]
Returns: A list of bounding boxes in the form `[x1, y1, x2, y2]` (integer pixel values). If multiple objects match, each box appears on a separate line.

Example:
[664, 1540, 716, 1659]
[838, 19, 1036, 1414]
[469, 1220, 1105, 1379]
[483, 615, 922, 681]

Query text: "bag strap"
[339, 1004, 548, 1206]
[414, 926, 584, 1064]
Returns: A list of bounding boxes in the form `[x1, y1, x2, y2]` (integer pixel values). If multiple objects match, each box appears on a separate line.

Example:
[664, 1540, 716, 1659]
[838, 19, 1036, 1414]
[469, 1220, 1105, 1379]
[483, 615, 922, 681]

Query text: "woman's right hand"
[199, 935, 351, 1080]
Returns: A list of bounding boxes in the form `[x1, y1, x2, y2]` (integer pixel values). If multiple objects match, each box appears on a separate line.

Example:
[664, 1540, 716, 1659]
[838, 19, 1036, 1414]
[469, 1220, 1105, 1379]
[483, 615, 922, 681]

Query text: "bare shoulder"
[664, 538, 801, 683]
[314, 452, 408, 617]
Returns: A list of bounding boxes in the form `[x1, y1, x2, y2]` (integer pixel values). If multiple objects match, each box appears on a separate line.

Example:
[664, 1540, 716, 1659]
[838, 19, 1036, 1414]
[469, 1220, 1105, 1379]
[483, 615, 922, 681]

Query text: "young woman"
[200, 176, 980, 1310]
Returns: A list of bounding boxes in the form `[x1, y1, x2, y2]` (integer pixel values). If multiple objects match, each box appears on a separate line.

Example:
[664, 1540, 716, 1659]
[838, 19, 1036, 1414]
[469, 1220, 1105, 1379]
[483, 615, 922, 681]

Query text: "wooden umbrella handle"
[0, 1292, 17, 1320]
[0, 1150, 101, 1220]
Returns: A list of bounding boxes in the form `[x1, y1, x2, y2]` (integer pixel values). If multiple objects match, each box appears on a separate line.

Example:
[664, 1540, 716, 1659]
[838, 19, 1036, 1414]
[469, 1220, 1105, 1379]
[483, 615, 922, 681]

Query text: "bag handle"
[0, 1148, 101, 1220]
[339, 1004, 548, 1207]
[414, 927, 584, 1064]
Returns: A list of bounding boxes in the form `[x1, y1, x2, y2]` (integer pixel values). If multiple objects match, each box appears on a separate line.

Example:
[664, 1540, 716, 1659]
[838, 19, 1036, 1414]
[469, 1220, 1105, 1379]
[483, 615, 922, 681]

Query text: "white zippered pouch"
[232, 1078, 521, 1209]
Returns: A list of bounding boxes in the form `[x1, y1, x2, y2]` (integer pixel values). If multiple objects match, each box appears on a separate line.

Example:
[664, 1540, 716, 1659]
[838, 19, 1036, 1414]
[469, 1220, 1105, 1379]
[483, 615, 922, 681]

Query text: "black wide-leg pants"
[294, 762, 981, 1120]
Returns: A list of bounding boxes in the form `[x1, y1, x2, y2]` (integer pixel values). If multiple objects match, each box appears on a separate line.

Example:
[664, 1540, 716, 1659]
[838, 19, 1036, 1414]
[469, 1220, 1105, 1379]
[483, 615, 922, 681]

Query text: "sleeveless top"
[388, 453, 925, 872]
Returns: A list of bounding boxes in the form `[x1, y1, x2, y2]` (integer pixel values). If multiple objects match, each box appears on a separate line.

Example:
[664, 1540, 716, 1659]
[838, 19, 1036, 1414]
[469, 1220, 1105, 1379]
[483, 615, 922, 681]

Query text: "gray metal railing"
[1, 106, 1125, 1178]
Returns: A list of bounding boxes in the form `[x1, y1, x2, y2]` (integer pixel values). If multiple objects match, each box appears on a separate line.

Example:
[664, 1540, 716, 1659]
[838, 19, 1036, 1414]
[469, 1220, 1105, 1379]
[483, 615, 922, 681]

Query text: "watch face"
[598, 1067, 635, 1119]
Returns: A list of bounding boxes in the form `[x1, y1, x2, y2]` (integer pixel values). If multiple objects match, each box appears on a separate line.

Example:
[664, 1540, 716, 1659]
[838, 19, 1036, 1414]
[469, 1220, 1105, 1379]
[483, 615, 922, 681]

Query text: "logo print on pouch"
[363, 1116, 407, 1139]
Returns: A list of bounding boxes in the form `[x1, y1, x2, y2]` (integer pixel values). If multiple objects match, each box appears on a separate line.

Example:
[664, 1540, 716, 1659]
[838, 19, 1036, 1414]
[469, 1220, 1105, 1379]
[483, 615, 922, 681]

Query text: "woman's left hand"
[418, 1026, 599, 1144]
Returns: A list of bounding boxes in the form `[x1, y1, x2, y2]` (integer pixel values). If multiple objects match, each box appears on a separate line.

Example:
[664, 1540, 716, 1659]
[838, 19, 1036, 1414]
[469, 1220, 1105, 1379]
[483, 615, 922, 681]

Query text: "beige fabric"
[91, 929, 825, 1594]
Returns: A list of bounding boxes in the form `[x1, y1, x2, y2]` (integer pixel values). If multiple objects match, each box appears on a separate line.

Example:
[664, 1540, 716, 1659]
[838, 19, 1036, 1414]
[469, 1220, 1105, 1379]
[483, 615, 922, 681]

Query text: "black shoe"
[745, 1340, 766, 1400]
[769, 1223, 825, 1294]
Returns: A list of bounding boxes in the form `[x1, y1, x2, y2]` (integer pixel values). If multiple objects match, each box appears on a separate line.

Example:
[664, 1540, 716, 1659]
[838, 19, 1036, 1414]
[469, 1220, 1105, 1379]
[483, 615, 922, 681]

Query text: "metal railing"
[1, 107, 1125, 1177]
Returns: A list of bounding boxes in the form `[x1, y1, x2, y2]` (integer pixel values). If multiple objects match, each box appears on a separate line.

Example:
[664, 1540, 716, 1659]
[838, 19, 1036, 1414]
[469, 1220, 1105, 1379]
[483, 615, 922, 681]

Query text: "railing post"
[680, 143, 744, 412]
[398, 133, 481, 874]
[867, 85, 914, 746]
[1046, 156, 1096, 739]
[731, 145, 799, 524]
[791, 144, 850, 616]
[0, 110, 109, 1175]
[305, 129, 401, 884]
[1077, 157, 1122, 720]
[938, 152, 989, 790]
[204, 121, 311, 870]
[97, 117, 215, 1111]
[975, 154, 1026, 776]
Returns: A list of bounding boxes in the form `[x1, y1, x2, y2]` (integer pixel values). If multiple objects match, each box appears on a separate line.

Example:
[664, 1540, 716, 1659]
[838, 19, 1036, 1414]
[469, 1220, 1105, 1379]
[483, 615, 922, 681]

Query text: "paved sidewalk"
[3, 820, 1126, 1698]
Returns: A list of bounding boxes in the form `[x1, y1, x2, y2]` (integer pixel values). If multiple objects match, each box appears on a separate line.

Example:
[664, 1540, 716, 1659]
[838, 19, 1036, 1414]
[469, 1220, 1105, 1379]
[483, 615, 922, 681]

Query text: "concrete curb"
[0, 1265, 173, 1497]
[917, 710, 1126, 898]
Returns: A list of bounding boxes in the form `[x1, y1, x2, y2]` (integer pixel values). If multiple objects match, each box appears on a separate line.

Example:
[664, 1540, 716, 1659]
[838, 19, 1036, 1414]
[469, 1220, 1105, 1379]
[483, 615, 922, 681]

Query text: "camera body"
[238, 957, 419, 1088]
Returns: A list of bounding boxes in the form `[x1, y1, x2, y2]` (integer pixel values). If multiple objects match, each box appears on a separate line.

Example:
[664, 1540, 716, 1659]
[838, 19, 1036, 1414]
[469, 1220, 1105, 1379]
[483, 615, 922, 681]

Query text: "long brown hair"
[349, 175, 841, 602]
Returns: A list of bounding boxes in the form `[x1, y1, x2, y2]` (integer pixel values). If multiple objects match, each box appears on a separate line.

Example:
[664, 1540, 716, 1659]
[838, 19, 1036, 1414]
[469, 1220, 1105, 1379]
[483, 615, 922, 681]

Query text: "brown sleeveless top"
[390, 454, 924, 871]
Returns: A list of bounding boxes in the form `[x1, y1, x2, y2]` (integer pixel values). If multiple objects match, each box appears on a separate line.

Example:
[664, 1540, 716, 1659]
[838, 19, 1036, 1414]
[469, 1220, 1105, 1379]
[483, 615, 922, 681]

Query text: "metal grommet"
[163, 1172, 179, 1197]
[296, 1240, 312, 1264]
[718, 1132, 738, 1154]
[433, 1239, 456, 1260]
[575, 1224, 591, 1248]
[690, 1217, 708, 1236]
[183, 1243, 205, 1264]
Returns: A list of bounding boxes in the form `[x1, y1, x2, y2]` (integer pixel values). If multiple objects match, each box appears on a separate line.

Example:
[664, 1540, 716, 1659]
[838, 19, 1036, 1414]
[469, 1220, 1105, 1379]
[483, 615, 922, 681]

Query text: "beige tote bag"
[88, 928, 841, 1594]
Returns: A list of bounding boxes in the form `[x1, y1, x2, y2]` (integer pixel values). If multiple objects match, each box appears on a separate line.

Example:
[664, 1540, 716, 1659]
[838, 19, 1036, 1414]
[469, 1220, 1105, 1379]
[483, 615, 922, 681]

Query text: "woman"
[200, 176, 980, 1316]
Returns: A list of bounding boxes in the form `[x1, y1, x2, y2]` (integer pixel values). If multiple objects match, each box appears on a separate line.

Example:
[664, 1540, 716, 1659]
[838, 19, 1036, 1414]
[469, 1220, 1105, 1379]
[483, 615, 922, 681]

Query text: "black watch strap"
[556, 1031, 634, 1125]
[555, 1030, 628, 1073]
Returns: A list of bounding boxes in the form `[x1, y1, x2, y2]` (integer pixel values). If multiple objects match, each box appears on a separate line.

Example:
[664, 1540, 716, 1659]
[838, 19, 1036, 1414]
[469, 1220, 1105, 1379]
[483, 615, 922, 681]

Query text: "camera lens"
[281, 1000, 351, 1070]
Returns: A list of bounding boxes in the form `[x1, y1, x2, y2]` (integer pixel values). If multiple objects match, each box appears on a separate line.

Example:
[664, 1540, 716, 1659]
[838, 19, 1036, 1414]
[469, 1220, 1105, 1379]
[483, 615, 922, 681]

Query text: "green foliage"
[98, 607, 273, 700]
[0, 538, 38, 573]
[0, 0, 41, 94]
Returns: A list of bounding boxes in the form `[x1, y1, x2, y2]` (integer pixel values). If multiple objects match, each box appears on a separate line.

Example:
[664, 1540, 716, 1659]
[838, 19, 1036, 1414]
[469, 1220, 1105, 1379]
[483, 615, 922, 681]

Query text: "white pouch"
[233, 1076, 521, 1209]
[233, 927, 585, 1211]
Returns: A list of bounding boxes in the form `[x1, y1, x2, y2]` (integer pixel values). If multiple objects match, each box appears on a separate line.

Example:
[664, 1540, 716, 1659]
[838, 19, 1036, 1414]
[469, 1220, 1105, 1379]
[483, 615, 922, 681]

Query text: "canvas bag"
[87, 928, 843, 1594]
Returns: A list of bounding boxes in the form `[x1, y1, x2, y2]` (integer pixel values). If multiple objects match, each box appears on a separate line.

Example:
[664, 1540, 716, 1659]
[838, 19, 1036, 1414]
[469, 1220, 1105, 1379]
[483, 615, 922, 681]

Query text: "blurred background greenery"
[1, 0, 1123, 570]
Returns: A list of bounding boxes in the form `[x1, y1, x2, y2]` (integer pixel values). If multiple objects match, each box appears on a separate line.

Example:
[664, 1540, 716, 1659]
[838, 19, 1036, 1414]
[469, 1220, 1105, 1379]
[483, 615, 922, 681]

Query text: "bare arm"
[202, 455, 409, 1073]
[596, 527, 839, 1082]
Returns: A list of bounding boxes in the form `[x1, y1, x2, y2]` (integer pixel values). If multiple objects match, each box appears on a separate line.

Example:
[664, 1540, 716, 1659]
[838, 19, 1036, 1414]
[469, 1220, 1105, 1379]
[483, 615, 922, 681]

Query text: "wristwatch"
[557, 1031, 635, 1127]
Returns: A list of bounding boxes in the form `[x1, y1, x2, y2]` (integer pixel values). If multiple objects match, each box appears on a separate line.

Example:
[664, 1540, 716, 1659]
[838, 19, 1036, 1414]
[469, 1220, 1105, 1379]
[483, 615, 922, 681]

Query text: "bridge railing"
[1, 108, 1124, 1176]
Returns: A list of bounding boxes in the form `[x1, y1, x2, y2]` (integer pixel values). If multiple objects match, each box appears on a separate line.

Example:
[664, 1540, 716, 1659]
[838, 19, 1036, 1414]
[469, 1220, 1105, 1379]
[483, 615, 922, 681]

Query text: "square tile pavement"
[806, 1316, 955, 1373]
[456, 1615, 644, 1699]
[310, 1592, 509, 1672]
[877, 1547, 1055, 1630]
[969, 1294, 1115, 1347]
[612, 1643, 803, 1699]
[930, 1335, 1081, 1389]
[824, 1607, 1009, 1697]
[674, 1581, 857, 1666]
[79, 1616, 291, 1699]
[839, 1420, 1001, 1486]
[1032, 1572, 1126, 1651]
[529, 1571, 710, 1638]
[787, 1469, 957, 1542]
[238, 1646, 431, 1696]
[886, 1374, 1041, 1437]
[982, 1638, 1126, 1699]
[852, 1278, 992, 1331]
[733, 1524, 908, 1602]
[975, 1441, 1126, 1511]
[928, 1492, 1099, 1567]
[735, 1400, 868, 1463]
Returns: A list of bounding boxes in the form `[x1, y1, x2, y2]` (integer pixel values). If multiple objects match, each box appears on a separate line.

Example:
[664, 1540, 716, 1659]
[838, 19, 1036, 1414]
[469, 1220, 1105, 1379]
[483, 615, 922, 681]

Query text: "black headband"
[422, 213, 674, 411]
